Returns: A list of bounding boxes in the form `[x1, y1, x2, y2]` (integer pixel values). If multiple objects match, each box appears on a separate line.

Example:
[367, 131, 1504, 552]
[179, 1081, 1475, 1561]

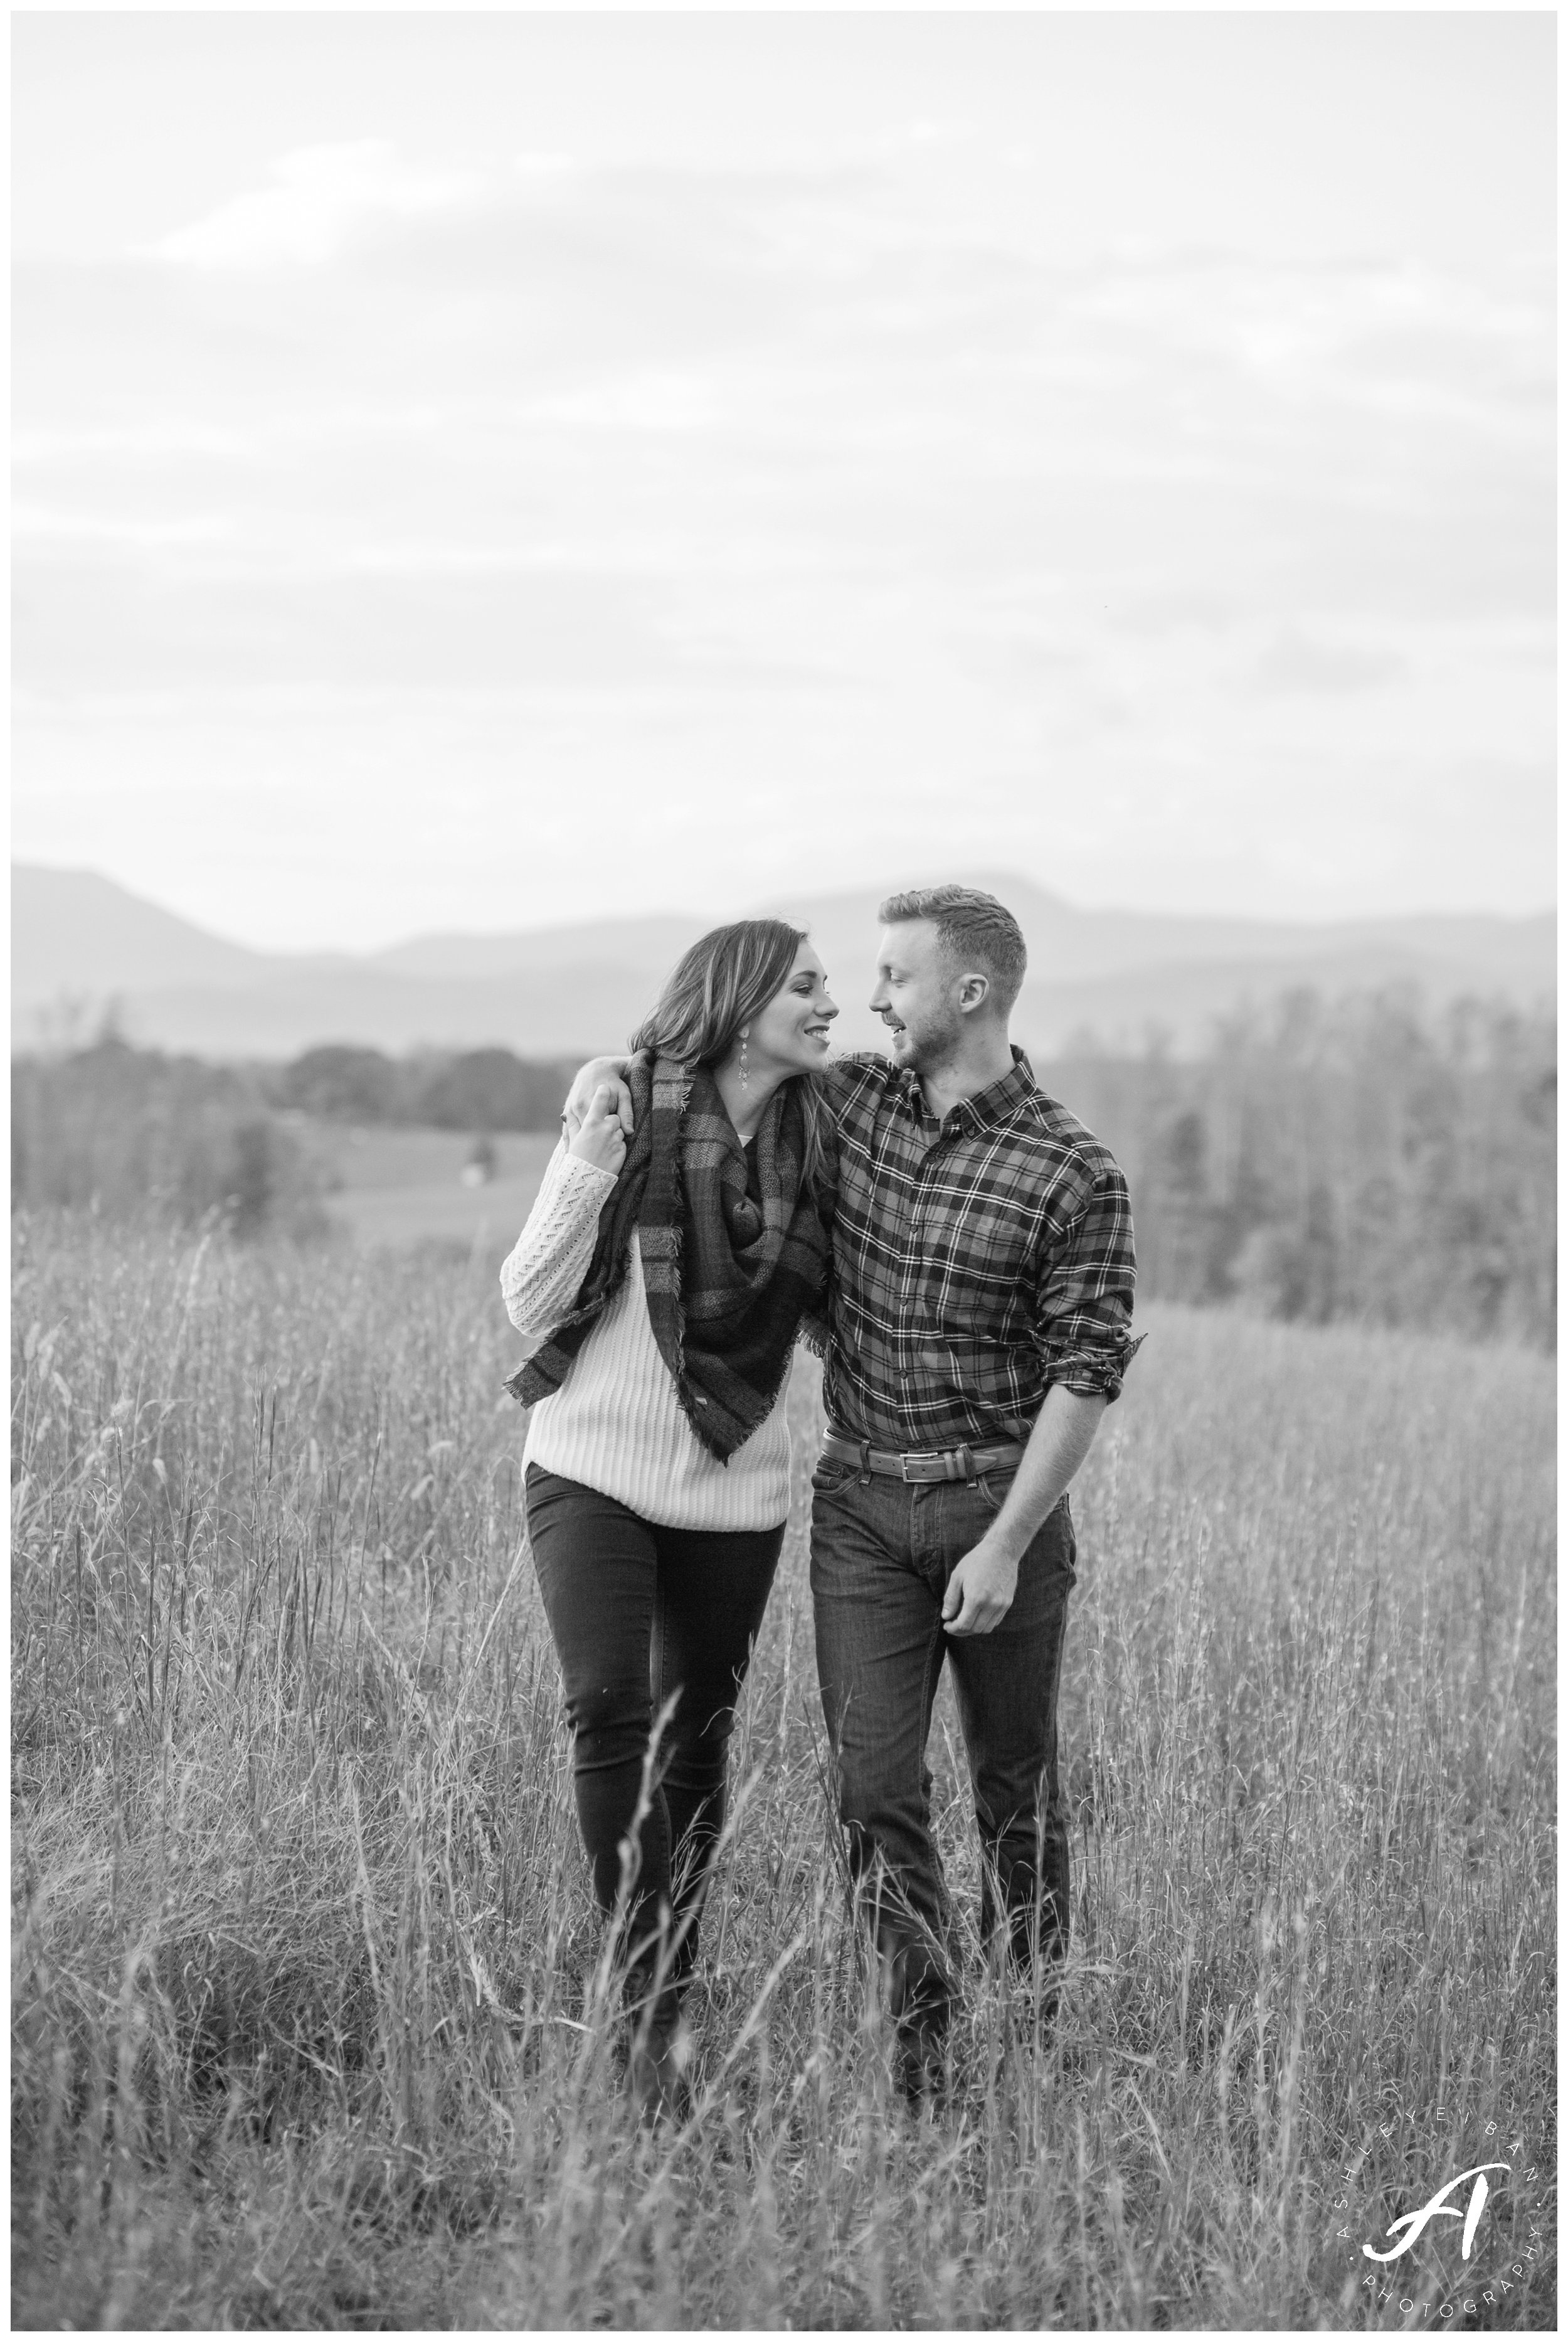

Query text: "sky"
[12, 11, 1555, 953]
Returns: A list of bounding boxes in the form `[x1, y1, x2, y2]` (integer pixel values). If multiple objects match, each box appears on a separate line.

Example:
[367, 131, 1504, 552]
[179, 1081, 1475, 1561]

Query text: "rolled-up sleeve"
[1032, 1158, 1143, 1403]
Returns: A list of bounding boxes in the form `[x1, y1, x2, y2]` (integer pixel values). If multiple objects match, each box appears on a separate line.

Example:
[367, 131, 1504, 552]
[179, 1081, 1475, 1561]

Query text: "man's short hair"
[877, 884, 1027, 1016]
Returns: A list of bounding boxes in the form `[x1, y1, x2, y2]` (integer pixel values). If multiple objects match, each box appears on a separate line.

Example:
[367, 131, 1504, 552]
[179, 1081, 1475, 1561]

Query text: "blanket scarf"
[505, 1056, 832, 1463]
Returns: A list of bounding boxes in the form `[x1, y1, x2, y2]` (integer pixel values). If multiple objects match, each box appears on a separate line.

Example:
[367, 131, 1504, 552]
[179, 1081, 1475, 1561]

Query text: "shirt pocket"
[913, 1198, 1037, 1340]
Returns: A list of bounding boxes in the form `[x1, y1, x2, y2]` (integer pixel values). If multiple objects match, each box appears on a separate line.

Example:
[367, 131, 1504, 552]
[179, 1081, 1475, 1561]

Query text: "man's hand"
[563, 1055, 634, 1141]
[939, 1387, 1107, 1638]
[942, 1533, 1020, 1637]
[567, 1084, 628, 1176]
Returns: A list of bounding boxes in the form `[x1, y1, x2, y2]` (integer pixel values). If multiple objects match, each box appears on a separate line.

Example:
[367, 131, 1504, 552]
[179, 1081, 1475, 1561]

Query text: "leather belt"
[820, 1426, 1025, 1484]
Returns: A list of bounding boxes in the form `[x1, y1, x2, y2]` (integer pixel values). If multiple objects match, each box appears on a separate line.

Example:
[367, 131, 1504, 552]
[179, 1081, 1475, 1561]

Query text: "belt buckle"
[898, 1450, 919, 1484]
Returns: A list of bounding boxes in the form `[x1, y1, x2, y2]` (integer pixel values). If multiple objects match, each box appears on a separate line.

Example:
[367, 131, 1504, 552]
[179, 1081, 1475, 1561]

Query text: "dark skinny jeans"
[524, 1466, 783, 2015]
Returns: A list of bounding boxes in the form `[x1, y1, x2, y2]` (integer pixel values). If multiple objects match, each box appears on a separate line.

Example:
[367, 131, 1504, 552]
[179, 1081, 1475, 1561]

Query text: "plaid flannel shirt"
[819, 1048, 1140, 1450]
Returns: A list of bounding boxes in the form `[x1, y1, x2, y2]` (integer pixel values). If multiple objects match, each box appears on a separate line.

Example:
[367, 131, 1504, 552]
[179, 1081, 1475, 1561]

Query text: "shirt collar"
[894, 1045, 1036, 1134]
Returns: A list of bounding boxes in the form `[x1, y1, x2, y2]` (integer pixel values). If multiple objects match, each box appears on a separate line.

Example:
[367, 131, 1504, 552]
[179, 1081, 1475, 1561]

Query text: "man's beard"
[898, 1011, 966, 1077]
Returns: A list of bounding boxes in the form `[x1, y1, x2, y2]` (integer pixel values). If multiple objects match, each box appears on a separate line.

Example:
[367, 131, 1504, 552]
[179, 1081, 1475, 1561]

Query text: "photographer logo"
[1335, 2110, 1548, 2324]
[1362, 2164, 1508, 2265]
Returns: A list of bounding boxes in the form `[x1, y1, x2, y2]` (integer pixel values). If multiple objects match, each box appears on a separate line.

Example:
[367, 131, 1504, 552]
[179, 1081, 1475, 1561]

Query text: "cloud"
[1250, 630, 1404, 696]
[11, 504, 233, 552]
[13, 139, 1554, 934]
[13, 550, 679, 693]
[141, 141, 484, 270]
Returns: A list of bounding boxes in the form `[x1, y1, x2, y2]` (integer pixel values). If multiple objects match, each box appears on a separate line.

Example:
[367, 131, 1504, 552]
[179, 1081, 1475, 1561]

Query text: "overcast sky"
[13, 13, 1554, 952]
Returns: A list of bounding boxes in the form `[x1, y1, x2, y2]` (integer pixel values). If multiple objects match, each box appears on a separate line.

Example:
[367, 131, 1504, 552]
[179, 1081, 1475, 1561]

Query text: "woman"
[500, 920, 837, 2120]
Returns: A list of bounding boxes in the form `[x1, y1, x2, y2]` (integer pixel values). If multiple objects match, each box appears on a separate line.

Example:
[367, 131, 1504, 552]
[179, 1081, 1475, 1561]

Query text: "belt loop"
[858, 1440, 872, 1487]
[958, 1443, 975, 1484]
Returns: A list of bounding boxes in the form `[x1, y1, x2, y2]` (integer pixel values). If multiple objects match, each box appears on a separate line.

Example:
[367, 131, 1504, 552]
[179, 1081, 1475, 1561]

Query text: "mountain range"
[11, 865, 1555, 1062]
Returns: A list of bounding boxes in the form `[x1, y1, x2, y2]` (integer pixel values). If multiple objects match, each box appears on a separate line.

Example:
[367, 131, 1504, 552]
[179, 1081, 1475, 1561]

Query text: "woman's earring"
[739, 1027, 750, 1089]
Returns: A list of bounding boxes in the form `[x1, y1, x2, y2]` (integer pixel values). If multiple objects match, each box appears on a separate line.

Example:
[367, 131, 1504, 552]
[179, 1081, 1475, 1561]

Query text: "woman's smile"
[744, 942, 839, 1073]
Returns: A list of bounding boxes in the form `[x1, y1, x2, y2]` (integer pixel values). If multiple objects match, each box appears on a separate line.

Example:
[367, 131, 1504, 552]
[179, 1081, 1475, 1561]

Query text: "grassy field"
[10, 1215, 1555, 2329]
[300, 1124, 559, 1257]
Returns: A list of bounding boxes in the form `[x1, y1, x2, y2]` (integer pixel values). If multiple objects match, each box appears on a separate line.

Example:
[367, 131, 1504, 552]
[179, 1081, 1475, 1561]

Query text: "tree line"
[1045, 990, 1554, 1350]
[10, 996, 1555, 1348]
[8, 1040, 581, 1236]
[263, 1043, 582, 1131]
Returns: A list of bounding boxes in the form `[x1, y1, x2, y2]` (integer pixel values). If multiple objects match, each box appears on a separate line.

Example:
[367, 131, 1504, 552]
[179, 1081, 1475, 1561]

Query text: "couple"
[500, 884, 1139, 2118]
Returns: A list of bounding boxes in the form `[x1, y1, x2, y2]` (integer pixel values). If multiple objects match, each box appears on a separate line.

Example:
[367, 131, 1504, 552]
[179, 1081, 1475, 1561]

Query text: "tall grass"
[11, 1212, 1555, 2328]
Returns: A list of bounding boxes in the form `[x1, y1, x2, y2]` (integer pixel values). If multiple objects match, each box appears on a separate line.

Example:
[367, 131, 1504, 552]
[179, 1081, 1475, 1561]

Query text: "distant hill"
[14, 865, 275, 998]
[765, 877, 1557, 1054]
[11, 864, 1555, 1061]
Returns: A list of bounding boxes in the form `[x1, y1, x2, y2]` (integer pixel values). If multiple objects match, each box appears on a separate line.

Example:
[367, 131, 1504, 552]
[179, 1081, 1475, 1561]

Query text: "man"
[564, 885, 1140, 2097]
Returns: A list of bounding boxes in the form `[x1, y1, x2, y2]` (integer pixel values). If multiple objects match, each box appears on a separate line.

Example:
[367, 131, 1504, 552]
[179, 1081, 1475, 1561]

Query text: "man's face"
[868, 921, 965, 1071]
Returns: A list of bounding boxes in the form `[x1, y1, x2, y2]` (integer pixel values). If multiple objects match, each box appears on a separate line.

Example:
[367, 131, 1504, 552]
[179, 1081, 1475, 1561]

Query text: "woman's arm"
[499, 1137, 618, 1338]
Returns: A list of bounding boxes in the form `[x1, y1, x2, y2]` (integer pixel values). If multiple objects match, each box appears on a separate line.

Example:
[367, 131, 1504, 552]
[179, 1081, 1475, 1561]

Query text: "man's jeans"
[810, 1455, 1076, 2050]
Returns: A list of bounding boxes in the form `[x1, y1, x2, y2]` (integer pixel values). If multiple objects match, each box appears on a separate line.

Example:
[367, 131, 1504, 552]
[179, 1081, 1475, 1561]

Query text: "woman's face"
[744, 942, 838, 1075]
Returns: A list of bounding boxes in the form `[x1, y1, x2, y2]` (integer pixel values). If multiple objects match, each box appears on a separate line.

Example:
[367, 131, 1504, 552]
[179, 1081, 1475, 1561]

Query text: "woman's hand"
[567, 1085, 628, 1175]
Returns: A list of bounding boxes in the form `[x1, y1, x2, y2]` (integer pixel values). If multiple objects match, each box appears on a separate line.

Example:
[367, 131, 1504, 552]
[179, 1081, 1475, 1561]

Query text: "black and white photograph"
[11, 10, 1555, 2330]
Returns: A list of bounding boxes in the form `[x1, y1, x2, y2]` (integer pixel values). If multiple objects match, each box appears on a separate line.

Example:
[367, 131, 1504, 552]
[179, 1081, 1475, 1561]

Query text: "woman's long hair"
[630, 919, 833, 1195]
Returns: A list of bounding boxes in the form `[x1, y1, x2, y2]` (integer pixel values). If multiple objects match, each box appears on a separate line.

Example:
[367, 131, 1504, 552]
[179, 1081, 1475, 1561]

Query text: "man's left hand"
[564, 1057, 635, 1138]
[942, 1535, 1020, 1637]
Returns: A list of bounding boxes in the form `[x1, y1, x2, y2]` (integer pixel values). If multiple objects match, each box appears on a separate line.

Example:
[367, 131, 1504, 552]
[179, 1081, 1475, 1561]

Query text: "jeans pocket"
[974, 1467, 1017, 1518]
[810, 1456, 858, 1496]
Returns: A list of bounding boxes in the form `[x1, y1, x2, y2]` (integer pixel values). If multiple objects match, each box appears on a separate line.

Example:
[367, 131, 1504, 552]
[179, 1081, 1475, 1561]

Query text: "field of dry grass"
[11, 1213, 1555, 2329]
[301, 1123, 559, 1255]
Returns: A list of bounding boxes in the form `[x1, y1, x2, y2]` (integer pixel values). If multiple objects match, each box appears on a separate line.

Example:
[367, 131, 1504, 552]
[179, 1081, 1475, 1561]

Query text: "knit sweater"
[499, 1140, 793, 1530]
